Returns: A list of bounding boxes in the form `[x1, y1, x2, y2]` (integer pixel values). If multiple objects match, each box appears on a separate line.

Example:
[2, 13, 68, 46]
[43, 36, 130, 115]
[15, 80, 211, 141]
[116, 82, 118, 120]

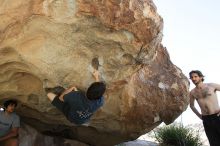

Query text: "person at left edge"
[0, 99, 20, 146]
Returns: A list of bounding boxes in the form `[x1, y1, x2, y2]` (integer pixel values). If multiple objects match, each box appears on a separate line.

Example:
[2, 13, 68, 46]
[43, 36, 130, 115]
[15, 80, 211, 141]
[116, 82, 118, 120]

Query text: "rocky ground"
[18, 122, 209, 146]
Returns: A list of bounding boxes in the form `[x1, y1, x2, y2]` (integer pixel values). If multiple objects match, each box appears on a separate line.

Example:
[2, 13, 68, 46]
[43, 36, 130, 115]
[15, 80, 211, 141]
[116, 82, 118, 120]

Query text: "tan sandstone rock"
[0, 0, 189, 145]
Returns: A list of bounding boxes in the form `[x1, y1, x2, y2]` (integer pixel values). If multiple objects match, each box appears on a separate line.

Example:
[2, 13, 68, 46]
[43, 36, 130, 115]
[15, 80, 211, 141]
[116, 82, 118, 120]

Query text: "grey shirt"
[0, 111, 20, 137]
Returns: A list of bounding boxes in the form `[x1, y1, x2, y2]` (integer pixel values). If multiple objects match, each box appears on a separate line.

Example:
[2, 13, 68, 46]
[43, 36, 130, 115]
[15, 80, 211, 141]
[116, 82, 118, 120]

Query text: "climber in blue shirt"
[45, 70, 106, 125]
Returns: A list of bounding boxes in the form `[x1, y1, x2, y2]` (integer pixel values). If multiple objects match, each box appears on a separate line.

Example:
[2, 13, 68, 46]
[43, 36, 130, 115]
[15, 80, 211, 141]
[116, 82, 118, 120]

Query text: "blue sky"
[153, 0, 220, 124]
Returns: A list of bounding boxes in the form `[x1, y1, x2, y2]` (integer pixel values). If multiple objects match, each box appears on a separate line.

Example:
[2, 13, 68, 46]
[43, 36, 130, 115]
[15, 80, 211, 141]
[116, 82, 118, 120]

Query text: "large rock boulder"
[0, 0, 189, 145]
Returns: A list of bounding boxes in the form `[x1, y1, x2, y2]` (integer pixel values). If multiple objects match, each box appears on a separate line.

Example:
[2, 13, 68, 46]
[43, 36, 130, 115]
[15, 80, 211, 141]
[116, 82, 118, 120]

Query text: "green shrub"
[154, 124, 202, 146]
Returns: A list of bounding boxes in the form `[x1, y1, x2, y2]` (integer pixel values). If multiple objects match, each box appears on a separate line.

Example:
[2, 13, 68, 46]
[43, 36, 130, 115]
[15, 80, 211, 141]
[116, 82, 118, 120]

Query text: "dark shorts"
[51, 96, 70, 117]
[202, 113, 220, 146]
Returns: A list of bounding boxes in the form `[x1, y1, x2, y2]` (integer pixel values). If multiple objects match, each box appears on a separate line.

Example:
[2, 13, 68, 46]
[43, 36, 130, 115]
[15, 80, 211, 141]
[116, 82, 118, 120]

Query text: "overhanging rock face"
[0, 0, 189, 145]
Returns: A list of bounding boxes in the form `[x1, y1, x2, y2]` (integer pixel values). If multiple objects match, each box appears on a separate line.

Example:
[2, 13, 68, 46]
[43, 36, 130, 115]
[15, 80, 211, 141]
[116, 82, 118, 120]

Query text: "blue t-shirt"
[0, 111, 20, 137]
[63, 91, 104, 125]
